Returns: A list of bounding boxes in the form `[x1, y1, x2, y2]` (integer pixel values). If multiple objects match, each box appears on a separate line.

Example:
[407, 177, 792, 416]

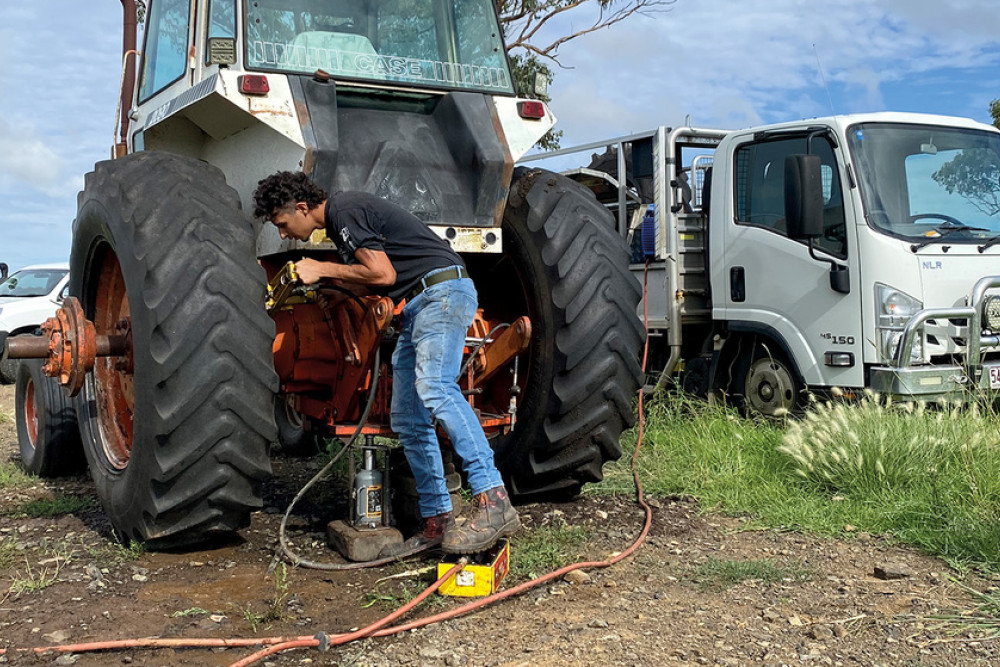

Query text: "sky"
[1, 0, 999, 270]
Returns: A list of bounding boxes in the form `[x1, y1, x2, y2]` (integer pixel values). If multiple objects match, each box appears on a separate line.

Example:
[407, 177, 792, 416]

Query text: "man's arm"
[294, 249, 396, 288]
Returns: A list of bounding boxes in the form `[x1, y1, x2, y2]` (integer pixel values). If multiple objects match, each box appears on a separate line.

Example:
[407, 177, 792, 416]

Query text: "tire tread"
[74, 152, 277, 548]
[501, 168, 644, 498]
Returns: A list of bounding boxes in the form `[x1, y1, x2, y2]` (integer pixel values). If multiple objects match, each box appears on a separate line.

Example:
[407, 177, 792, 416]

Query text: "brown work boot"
[378, 512, 453, 558]
[442, 486, 520, 554]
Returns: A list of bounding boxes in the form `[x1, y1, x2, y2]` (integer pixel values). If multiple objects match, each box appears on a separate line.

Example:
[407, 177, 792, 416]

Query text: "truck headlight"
[880, 329, 923, 363]
[876, 284, 923, 364]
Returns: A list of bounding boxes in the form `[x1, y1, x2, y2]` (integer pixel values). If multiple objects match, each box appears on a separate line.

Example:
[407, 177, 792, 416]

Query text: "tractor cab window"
[138, 0, 192, 102]
[735, 135, 847, 257]
[245, 0, 514, 95]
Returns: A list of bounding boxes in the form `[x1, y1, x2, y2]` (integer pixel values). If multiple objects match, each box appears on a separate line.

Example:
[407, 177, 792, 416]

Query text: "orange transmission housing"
[272, 293, 394, 429]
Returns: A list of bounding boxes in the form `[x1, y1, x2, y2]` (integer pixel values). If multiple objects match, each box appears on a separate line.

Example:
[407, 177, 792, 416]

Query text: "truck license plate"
[990, 367, 1000, 390]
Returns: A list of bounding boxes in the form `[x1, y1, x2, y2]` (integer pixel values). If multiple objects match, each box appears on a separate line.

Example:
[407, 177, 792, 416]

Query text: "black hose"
[316, 284, 368, 310]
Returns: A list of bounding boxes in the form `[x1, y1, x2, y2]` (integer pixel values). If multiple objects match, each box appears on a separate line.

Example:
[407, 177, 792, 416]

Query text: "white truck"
[523, 113, 1000, 415]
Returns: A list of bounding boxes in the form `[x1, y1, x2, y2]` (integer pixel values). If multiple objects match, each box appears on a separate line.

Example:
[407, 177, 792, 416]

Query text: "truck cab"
[526, 112, 1000, 413]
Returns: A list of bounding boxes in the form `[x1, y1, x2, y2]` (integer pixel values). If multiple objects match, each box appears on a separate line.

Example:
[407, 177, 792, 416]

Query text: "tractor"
[6, 0, 644, 548]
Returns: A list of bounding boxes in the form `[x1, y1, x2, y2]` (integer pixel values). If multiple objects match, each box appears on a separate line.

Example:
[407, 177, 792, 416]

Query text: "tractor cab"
[126, 0, 550, 254]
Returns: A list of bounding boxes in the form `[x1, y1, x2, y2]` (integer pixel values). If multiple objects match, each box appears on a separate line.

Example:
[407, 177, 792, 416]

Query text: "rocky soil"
[2, 382, 1000, 666]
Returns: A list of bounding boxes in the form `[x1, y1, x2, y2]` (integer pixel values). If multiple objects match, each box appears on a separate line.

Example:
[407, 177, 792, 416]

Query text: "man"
[253, 172, 520, 555]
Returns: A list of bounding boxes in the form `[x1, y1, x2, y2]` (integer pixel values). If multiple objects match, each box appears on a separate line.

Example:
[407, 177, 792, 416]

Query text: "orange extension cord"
[16, 264, 655, 666]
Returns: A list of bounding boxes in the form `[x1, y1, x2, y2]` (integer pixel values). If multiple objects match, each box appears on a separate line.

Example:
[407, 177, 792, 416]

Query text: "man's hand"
[294, 257, 331, 285]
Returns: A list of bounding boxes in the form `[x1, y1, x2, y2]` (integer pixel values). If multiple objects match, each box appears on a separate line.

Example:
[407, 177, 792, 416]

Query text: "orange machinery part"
[272, 294, 393, 425]
[271, 288, 531, 437]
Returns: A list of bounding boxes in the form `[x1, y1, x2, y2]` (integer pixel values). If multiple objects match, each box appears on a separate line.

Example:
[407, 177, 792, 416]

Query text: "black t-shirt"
[324, 192, 464, 301]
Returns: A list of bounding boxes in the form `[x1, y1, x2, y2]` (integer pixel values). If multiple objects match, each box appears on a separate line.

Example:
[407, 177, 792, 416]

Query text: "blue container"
[640, 205, 657, 259]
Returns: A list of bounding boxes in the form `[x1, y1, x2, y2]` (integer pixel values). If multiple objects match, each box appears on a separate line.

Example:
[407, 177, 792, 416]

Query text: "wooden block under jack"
[437, 539, 510, 597]
[327, 520, 403, 562]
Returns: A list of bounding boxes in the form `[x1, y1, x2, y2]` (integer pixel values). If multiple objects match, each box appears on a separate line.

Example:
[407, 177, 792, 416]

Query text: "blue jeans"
[390, 269, 504, 518]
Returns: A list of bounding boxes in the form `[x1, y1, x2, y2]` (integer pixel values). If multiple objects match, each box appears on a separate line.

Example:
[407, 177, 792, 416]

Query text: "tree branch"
[500, 0, 673, 59]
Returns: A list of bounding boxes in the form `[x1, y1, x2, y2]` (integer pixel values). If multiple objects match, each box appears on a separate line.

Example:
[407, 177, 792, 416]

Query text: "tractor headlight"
[876, 284, 923, 364]
[983, 295, 1000, 332]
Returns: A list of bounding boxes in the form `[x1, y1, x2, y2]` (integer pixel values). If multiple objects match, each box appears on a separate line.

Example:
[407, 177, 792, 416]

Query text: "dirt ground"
[2, 383, 1000, 666]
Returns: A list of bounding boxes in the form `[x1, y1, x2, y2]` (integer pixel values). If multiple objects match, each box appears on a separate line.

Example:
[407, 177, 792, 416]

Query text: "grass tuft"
[239, 563, 292, 632]
[83, 539, 145, 565]
[0, 461, 32, 490]
[509, 521, 589, 581]
[4, 556, 63, 601]
[17, 495, 97, 518]
[691, 557, 811, 590]
[0, 536, 20, 569]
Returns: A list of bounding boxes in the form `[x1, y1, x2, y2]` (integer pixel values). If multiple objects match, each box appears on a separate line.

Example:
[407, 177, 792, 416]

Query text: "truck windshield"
[847, 123, 1000, 243]
[245, 0, 514, 95]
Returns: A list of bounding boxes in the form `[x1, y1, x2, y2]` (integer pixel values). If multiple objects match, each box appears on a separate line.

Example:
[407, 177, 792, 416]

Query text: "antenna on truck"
[813, 43, 836, 115]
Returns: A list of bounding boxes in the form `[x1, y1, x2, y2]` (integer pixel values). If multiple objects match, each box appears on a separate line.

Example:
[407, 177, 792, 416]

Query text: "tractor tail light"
[239, 75, 270, 95]
[517, 101, 546, 120]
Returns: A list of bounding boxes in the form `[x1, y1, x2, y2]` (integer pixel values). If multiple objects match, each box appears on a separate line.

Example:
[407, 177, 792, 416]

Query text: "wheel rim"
[92, 249, 134, 470]
[24, 376, 38, 449]
[745, 357, 796, 416]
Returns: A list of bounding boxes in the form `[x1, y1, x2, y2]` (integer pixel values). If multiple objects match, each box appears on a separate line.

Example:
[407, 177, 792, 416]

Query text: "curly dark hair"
[252, 171, 328, 219]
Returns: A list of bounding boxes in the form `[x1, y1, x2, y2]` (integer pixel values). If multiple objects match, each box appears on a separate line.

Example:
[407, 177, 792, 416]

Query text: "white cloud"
[0, 3, 121, 269]
[536, 0, 1000, 144]
[0, 117, 65, 193]
[885, 0, 1000, 38]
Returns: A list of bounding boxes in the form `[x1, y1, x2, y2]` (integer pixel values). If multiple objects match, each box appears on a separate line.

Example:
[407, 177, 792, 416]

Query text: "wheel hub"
[4, 297, 128, 397]
[746, 358, 795, 416]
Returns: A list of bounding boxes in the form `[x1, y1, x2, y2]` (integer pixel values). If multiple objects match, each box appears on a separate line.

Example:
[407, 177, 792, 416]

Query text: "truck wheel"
[15, 359, 85, 477]
[71, 151, 278, 549]
[734, 342, 801, 418]
[485, 167, 644, 498]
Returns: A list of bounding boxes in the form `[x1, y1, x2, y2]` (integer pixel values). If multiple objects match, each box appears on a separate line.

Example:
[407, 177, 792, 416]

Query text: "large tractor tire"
[15, 358, 85, 477]
[485, 167, 644, 498]
[70, 151, 278, 549]
[0, 357, 17, 384]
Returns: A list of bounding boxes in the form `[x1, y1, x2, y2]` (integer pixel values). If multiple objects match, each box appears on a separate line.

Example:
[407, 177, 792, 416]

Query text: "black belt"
[406, 266, 468, 301]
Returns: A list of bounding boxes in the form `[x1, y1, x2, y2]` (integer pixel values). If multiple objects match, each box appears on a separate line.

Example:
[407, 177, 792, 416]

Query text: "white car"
[0, 263, 70, 383]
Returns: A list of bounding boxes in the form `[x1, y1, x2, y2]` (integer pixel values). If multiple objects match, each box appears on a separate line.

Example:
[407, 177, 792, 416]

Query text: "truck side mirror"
[784, 154, 824, 240]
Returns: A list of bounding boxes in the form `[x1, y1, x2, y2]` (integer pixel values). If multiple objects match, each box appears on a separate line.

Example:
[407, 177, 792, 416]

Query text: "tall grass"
[591, 392, 1000, 571]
